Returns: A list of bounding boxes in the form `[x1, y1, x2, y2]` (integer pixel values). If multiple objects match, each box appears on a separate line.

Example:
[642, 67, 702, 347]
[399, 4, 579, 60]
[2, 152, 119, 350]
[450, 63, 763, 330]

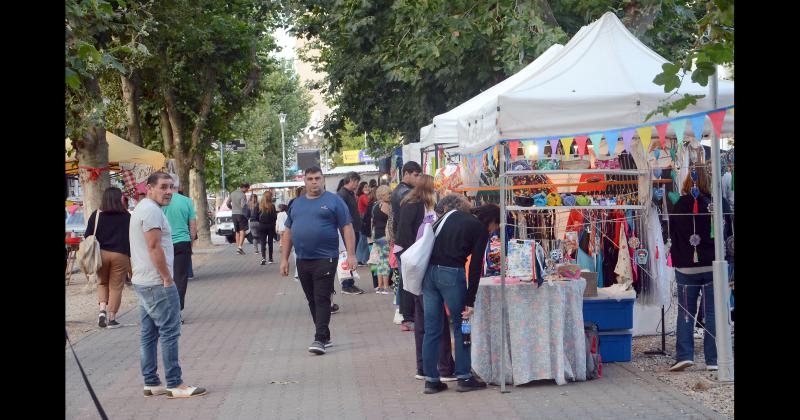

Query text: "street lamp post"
[279, 113, 287, 182]
[219, 141, 226, 200]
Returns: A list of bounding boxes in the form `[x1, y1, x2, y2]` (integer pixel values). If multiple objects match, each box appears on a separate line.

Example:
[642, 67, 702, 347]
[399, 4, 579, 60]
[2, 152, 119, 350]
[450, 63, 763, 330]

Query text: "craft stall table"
[471, 277, 587, 386]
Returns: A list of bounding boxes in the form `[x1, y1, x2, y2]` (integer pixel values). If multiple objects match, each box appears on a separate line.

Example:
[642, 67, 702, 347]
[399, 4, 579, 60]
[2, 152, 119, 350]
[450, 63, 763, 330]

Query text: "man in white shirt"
[129, 171, 206, 399]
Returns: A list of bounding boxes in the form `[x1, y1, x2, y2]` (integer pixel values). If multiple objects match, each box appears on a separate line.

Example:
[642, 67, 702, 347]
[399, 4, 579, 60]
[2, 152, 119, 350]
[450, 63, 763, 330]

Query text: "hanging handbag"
[400, 210, 456, 295]
[77, 210, 103, 275]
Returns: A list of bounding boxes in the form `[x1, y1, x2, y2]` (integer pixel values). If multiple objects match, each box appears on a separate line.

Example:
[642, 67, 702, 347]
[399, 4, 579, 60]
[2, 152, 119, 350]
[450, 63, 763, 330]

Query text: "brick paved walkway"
[65, 245, 724, 419]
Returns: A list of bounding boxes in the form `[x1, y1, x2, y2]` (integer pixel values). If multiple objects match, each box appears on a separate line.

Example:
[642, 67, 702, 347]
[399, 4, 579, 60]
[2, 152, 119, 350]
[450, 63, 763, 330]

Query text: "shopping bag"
[401, 210, 456, 295]
[337, 251, 353, 280]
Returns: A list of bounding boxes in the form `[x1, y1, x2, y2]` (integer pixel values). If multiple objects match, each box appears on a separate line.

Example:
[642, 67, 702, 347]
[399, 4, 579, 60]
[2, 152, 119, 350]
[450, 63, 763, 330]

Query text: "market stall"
[450, 12, 734, 390]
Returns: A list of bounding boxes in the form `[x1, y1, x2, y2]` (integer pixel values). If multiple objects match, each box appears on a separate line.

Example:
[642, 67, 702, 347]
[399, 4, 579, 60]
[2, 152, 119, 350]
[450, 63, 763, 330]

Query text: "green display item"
[668, 191, 681, 205]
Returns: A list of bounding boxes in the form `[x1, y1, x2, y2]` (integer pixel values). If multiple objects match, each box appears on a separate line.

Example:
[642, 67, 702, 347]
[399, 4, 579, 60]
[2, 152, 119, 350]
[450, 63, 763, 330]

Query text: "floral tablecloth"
[471, 278, 587, 386]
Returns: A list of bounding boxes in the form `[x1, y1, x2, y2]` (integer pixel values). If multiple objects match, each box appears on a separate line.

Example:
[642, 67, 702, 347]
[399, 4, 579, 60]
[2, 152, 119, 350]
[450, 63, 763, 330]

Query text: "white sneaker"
[143, 384, 168, 397]
[706, 365, 718, 371]
[166, 385, 208, 398]
[669, 360, 694, 372]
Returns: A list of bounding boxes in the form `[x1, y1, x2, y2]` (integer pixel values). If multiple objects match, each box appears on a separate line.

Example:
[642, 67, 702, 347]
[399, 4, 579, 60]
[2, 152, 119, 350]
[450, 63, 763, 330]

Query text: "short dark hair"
[471, 204, 501, 226]
[402, 161, 422, 176]
[304, 166, 323, 176]
[100, 187, 127, 214]
[147, 171, 173, 186]
[345, 171, 361, 183]
[240, 182, 250, 188]
[369, 179, 378, 188]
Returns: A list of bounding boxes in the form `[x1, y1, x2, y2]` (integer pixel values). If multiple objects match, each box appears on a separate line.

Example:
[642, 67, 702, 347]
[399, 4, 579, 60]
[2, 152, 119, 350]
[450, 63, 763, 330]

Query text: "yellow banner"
[342, 150, 361, 164]
[636, 126, 653, 152]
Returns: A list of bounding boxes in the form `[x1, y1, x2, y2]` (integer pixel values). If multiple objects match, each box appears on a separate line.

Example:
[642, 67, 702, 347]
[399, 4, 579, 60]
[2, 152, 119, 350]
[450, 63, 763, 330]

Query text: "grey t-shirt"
[229, 189, 245, 215]
[129, 198, 174, 286]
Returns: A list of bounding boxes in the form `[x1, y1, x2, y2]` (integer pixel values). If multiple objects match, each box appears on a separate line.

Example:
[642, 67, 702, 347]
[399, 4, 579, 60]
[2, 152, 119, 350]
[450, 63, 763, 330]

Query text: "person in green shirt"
[163, 183, 197, 318]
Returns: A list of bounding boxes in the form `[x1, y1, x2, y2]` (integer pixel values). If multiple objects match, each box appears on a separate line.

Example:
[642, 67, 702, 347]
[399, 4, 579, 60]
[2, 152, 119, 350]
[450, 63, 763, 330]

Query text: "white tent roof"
[458, 12, 734, 154]
[326, 164, 379, 175]
[419, 44, 565, 149]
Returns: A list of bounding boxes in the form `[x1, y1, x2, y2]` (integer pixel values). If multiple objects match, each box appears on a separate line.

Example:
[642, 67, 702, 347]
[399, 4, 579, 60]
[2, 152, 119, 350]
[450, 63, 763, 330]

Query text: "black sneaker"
[309, 341, 326, 355]
[268, 260, 274, 264]
[415, 370, 425, 380]
[260, 259, 266, 265]
[237, 247, 245, 255]
[342, 285, 365, 295]
[98, 310, 107, 328]
[330, 304, 340, 314]
[106, 319, 121, 329]
[323, 339, 333, 348]
[423, 381, 448, 394]
[456, 377, 487, 392]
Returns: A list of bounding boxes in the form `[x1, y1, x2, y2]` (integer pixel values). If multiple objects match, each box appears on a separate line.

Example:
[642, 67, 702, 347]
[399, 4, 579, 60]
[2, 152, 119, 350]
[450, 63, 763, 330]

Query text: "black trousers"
[297, 258, 337, 342]
[260, 228, 276, 261]
[173, 241, 192, 311]
[414, 293, 455, 375]
[395, 256, 416, 322]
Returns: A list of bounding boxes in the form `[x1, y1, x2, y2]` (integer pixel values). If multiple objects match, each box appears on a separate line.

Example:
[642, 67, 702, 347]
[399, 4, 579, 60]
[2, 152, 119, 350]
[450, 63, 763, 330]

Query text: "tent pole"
[499, 143, 510, 393]
[709, 66, 734, 382]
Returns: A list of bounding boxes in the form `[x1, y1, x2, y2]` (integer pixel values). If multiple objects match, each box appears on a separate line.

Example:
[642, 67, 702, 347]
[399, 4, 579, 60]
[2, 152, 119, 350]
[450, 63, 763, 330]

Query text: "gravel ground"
[629, 292, 734, 419]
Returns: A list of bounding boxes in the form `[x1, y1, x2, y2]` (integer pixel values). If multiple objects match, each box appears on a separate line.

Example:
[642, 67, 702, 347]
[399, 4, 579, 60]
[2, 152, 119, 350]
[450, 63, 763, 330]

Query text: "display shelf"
[504, 169, 648, 176]
[506, 205, 645, 211]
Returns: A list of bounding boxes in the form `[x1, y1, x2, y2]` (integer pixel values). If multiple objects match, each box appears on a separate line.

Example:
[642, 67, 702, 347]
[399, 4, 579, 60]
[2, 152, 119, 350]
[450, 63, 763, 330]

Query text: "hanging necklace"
[689, 168, 701, 263]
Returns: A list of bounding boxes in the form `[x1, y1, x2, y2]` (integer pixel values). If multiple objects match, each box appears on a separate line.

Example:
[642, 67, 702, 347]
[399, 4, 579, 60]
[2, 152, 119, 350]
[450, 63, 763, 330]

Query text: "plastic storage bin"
[598, 330, 632, 362]
[582, 297, 635, 331]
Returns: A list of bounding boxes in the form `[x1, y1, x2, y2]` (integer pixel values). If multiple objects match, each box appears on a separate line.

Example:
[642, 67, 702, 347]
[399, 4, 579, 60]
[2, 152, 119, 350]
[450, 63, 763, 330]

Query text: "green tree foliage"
[288, 0, 716, 144]
[204, 64, 313, 192]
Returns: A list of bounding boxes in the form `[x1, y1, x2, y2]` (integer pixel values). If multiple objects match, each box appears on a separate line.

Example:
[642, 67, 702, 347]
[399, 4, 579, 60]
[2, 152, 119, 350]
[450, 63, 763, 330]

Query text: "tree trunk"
[163, 88, 191, 192]
[76, 126, 110, 218]
[121, 72, 143, 146]
[622, 0, 662, 38]
[190, 153, 212, 246]
[159, 108, 173, 157]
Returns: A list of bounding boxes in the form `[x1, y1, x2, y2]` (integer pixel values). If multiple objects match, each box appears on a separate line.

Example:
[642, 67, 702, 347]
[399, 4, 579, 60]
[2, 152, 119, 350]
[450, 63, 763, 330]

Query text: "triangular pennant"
[493, 145, 500, 169]
[589, 133, 603, 157]
[621, 129, 636, 154]
[690, 114, 706, 140]
[604, 131, 619, 155]
[670, 119, 687, 143]
[636, 126, 653, 153]
[708, 109, 727, 138]
[655, 123, 669, 150]
[574, 135, 588, 158]
[487, 148, 494, 171]
[549, 139, 560, 158]
[560, 137, 574, 157]
[730, 107, 734, 117]
[535, 139, 548, 160]
[508, 140, 520, 160]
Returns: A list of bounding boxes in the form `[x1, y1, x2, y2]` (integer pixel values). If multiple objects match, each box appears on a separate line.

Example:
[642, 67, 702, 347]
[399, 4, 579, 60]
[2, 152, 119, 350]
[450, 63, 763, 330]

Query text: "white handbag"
[400, 210, 456, 296]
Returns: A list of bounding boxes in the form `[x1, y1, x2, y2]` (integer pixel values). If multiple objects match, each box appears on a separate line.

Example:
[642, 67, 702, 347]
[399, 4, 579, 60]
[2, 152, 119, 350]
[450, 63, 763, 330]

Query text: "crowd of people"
[73, 155, 729, 399]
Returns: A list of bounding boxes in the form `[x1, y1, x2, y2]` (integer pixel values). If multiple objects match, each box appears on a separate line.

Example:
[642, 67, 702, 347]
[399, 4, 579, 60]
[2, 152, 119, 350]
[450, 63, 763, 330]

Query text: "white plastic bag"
[337, 251, 353, 281]
[401, 210, 456, 295]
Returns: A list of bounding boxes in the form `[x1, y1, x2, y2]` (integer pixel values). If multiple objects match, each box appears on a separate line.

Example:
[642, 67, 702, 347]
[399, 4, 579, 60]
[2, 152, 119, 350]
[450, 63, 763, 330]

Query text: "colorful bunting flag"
[636, 126, 653, 153]
[670, 119, 687, 144]
[574, 136, 588, 158]
[604, 131, 619, 155]
[508, 140, 520, 160]
[549, 139, 560, 158]
[560, 137, 574, 157]
[655, 123, 669, 150]
[690, 114, 706, 140]
[589, 133, 603, 157]
[708, 109, 727, 139]
[531, 139, 543, 160]
[621, 130, 636, 154]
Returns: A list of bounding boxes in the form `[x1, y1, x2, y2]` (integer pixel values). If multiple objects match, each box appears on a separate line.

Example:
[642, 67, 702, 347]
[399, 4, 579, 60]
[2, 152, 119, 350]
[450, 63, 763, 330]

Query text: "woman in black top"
[84, 187, 131, 329]
[369, 186, 392, 293]
[258, 190, 278, 264]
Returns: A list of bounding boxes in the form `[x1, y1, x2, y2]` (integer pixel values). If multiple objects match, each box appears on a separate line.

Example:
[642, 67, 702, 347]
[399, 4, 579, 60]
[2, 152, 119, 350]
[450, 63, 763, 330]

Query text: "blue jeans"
[134, 283, 183, 388]
[356, 232, 370, 264]
[422, 265, 471, 382]
[675, 271, 717, 365]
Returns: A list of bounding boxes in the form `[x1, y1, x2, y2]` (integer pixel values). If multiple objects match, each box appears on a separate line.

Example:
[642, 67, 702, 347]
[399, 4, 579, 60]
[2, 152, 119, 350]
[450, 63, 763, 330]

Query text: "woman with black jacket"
[667, 166, 732, 372]
[258, 190, 278, 265]
[85, 187, 131, 329]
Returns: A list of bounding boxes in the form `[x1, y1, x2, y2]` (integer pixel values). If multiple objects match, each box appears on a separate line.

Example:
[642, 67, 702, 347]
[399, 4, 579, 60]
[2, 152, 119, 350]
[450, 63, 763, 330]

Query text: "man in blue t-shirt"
[280, 166, 357, 355]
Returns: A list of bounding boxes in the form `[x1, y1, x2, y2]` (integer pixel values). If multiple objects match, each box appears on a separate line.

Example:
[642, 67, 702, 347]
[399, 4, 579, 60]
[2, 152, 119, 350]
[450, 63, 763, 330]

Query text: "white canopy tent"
[458, 12, 734, 154]
[420, 43, 565, 148]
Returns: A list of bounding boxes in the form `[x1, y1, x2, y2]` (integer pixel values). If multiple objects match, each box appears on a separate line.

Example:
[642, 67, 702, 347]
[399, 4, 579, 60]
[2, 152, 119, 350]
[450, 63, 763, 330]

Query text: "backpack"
[77, 211, 103, 275]
[584, 321, 602, 380]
